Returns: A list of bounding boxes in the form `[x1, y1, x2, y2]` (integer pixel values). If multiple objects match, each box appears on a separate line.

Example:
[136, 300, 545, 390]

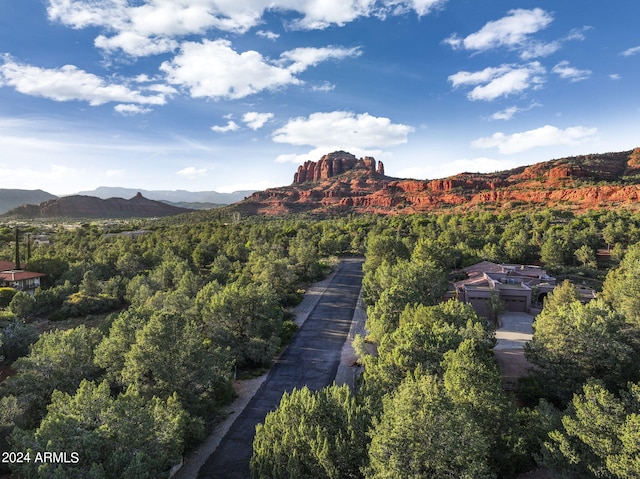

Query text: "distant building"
[450, 261, 595, 317]
[0, 261, 46, 294]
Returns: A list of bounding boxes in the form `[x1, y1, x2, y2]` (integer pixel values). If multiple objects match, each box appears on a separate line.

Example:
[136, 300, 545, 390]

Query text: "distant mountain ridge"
[0, 189, 58, 215]
[74, 187, 255, 204]
[1, 193, 192, 219]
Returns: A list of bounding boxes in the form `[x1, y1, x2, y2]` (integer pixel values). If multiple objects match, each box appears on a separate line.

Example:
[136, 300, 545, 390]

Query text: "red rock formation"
[236, 148, 640, 216]
[293, 151, 382, 184]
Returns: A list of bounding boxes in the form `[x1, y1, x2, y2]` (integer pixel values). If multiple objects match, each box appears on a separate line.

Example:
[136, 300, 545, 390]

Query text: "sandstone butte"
[234, 148, 640, 216]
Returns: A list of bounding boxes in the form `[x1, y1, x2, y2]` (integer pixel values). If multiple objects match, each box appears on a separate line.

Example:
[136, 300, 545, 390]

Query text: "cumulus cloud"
[161, 40, 299, 100]
[95, 32, 179, 57]
[272, 111, 413, 162]
[160, 40, 360, 100]
[211, 121, 240, 133]
[0, 56, 167, 106]
[471, 124, 598, 154]
[444, 9, 589, 60]
[46, 0, 444, 57]
[552, 61, 591, 82]
[177, 166, 208, 178]
[242, 112, 274, 130]
[448, 62, 545, 101]
[445, 8, 553, 54]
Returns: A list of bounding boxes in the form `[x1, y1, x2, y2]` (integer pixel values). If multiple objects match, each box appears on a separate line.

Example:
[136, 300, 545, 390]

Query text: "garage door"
[504, 297, 527, 312]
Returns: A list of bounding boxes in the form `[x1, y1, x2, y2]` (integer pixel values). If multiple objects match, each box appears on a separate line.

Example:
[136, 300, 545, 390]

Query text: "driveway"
[495, 311, 534, 350]
[196, 258, 364, 479]
[494, 311, 535, 390]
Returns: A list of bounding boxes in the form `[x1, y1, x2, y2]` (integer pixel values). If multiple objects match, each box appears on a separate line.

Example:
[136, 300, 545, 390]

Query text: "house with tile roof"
[451, 261, 595, 317]
[0, 261, 46, 294]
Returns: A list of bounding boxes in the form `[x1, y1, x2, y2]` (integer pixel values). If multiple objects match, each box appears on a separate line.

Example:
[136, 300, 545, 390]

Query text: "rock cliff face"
[293, 151, 384, 183]
[234, 148, 640, 216]
[1, 193, 192, 219]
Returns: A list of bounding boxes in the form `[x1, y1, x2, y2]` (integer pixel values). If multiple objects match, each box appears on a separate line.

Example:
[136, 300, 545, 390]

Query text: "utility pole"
[14, 227, 20, 269]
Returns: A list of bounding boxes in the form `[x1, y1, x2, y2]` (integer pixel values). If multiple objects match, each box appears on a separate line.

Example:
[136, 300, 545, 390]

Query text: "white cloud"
[272, 111, 413, 162]
[609, 74, 621, 80]
[490, 102, 541, 121]
[471, 125, 598, 154]
[519, 40, 561, 60]
[95, 31, 179, 57]
[161, 40, 299, 100]
[161, 40, 361, 100]
[114, 104, 153, 115]
[0, 56, 167, 106]
[242, 112, 274, 130]
[449, 63, 545, 101]
[312, 81, 335, 92]
[445, 8, 553, 54]
[490, 106, 520, 121]
[46, 0, 444, 57]
[278, 46, 362, 74]
[177, 166, 208, 178]
[0, 163, 82, 190]
[552, 61, 591, 82]
[621, 45, 640, 57]
[256, 30, 280, 40]
[211, 121, 240, 133]
[405, 0, 448, 16]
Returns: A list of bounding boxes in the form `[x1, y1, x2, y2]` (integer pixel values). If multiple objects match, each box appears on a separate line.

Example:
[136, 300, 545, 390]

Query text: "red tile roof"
[0, 271, 46, 281]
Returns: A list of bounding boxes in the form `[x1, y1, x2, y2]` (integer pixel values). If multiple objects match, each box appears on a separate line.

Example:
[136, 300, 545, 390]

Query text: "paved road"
[197, 258, 364, 479]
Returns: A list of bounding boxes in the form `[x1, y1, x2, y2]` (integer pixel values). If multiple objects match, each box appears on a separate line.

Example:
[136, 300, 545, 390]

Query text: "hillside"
[233, 148, 640, 216]
[1, 192, 192, 219]
[0, 189, 58, 214]
[75, 187, 255, 205]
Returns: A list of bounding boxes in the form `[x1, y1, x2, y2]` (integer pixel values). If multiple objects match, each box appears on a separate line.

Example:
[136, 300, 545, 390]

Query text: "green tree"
[525, 300, 637, 405]
[81, 271, 104, 296]
[1, 325, 103, 427]
[0, 288, 17, 308]
[540, 236, 568, 268]
[10, 380, 188, 479]
[361, 301, 490, 403]
[364, 260, 447, 342]
[121, 311, 233, 417]
[251, 385, 369, 479]
[442, 338, 516, 475]
[94, 308, 153, 386]
[8, 292, 34, 318]
[0, 318, 38, 364]
[365, 372, 493, 479]
[203, 282, 283, 368]
[602, 243, 640, 327]
[575, 244, 596, 269]
[542, 380, 626, 478]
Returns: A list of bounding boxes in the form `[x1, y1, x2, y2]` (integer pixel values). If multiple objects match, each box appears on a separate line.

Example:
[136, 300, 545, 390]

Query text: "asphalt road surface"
[196, 258, 364, 479]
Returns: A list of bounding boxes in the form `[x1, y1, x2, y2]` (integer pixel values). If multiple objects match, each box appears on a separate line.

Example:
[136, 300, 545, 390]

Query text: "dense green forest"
[1, 208, 640, 478]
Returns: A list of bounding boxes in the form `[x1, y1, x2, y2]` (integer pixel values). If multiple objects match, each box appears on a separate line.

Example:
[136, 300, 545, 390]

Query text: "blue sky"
[0, 0, 638, 195]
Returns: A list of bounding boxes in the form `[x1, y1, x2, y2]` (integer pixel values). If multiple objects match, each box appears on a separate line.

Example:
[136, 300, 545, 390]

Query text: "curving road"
[196, 258, 364, 479]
